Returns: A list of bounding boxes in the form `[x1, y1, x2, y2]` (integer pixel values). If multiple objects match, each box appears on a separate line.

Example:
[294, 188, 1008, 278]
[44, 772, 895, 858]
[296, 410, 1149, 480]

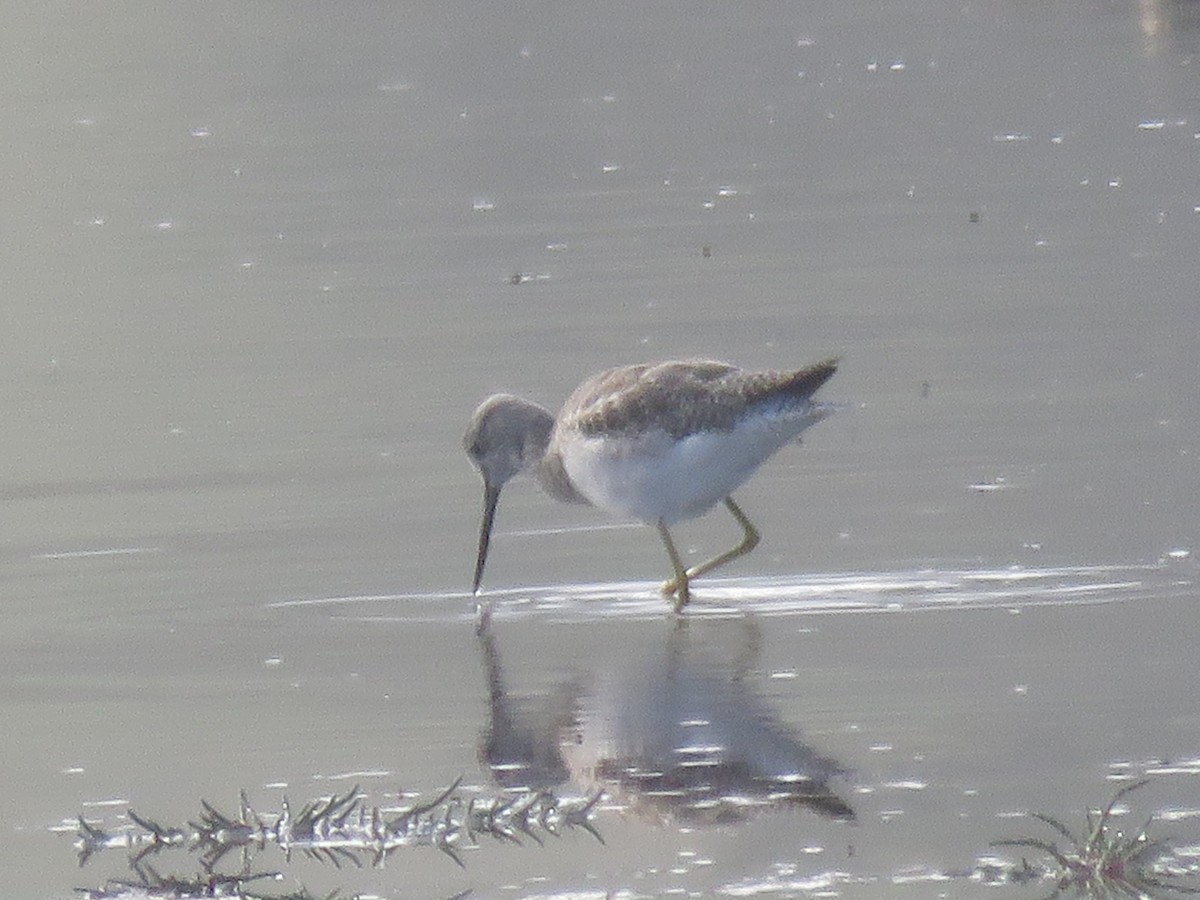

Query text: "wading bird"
[465, 358, 838, 611]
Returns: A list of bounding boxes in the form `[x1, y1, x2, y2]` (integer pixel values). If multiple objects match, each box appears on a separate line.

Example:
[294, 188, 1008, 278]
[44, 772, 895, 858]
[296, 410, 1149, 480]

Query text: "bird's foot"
[661, 577, 690, 612]
[474, 597, 494, 634]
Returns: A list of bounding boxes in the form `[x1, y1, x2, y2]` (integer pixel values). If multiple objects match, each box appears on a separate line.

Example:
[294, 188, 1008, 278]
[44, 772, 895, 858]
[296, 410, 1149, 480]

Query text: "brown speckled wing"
[563, 359, 837, 440]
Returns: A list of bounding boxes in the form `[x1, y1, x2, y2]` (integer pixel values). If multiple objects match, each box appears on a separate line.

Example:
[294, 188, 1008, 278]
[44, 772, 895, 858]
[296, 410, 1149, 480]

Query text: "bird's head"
[463, 394, 554, 594]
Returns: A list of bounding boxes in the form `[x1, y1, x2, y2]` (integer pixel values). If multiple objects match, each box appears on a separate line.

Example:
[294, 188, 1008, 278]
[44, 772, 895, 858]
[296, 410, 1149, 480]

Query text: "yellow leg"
[660, 497, 761, 608]
[657, 520, 691, 611]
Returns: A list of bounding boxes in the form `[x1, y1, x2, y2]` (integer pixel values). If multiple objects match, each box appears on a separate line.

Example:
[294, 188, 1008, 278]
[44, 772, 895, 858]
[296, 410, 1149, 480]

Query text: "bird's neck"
[526, 408, 589, 505]
[496, 396, 587, 505]
[537, 444, 588, 504]
[516, 401, 555, 469]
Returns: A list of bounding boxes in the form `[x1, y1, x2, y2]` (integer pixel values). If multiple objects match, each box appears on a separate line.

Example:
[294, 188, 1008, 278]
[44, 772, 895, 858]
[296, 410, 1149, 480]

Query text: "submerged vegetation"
[65, 774, 1200, 898]
[992, 779, 1200, 899]
[69, 781, 601, 899]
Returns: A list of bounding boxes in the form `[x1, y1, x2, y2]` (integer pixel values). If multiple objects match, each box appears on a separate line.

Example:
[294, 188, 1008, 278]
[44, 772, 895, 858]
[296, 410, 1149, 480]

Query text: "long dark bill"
[472, 482, 502, 595]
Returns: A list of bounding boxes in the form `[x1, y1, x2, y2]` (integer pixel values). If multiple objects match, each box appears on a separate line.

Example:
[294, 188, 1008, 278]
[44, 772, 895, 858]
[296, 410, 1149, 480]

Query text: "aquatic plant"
[69, 781, 601, 898]
[992, 778, 1200, 898]
[72, 856, 340, 900]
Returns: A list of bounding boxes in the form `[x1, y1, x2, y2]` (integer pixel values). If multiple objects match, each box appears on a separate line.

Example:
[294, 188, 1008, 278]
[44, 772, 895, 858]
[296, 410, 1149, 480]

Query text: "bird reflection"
[477, 618, 854, 825]
[477, 622, 576, 791]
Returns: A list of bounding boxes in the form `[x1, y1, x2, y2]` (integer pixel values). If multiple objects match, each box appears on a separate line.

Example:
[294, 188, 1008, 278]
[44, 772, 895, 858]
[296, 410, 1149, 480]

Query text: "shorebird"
[464, 358, 838, 611]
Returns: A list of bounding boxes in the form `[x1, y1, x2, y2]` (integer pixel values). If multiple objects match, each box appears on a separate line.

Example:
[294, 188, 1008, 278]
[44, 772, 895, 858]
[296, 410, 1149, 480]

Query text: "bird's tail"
[750, 358, 839, 412]
[781, 358, 839, 399]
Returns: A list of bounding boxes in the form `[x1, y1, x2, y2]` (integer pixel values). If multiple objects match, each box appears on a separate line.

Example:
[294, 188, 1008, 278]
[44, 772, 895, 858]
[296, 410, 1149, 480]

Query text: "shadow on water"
[65, 615, 859, 897]
[479, 614, 856, 823]
[62, 561, 1200, 897]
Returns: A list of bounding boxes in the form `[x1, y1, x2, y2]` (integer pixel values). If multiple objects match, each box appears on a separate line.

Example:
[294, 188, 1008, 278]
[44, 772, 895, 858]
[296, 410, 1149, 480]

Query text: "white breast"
[559, 410, 821, 525]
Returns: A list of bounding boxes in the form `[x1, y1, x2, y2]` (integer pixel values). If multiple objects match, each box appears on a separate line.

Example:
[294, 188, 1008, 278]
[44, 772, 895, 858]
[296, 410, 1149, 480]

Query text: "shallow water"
[4, 1, 1200, 897]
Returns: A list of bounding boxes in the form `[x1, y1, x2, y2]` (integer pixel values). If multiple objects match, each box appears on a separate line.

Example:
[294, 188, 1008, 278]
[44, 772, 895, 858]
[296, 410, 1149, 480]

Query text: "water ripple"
[269, 562, 1195, 624]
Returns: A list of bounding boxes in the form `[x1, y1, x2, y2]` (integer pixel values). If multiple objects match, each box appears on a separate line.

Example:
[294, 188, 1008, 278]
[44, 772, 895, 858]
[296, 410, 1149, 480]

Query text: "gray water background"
[3, 1, 1200, 896]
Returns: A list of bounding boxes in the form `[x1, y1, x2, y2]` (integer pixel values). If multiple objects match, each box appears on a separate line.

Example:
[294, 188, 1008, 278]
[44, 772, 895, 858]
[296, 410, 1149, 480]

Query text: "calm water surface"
[3, 1, 1200, 897]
